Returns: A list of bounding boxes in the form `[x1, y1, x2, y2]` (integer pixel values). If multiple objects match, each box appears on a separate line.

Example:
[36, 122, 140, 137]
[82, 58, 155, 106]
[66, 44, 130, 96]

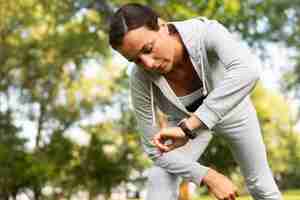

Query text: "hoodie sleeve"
[194, 20, 260, 130]
[130, 68, 210, 184]
[130, 68, 161, 158]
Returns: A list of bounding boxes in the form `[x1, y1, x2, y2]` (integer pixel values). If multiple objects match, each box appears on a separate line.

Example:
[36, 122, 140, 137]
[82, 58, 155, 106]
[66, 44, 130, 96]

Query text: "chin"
[164, 64, 173, 74]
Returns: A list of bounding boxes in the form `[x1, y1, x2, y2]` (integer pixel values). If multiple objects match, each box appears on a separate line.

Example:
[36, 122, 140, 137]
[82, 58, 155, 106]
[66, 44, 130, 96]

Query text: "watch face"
[190, 132, 197, 139]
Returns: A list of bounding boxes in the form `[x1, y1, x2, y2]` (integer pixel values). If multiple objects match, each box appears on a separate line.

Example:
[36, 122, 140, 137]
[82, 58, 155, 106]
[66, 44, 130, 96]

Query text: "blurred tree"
[251, 83, 300, 189]
[68, 109, 146, 200]
[0, 0, 121, 198]
[0, 111, 27, 200]
[1, 0, 300, 198]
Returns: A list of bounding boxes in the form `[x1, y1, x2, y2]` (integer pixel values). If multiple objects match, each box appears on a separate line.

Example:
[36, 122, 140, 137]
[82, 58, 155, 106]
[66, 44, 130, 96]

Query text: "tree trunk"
[104, 187, 111, 200]
[36, 103, 45, 149]
[0, 194, 9, 200]
[12, 191, 18, 200]
[104, 192, 110, 200]
[33, 187, 41, 200]
[179, 181, 190, 200]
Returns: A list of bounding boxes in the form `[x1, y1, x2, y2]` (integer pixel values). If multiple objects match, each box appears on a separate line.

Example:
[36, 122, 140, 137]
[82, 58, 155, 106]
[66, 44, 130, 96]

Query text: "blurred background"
[0, 0, 300, 199]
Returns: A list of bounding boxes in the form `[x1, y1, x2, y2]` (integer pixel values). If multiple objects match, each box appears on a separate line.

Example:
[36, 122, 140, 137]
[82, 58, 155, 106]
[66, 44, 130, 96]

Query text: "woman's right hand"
[202, 168, 239, 200]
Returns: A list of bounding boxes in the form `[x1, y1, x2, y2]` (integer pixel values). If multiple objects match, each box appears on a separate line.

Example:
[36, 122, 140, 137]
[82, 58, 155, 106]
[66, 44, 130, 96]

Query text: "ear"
[158, 18, 167, 26]
[157, 18, 169, 34]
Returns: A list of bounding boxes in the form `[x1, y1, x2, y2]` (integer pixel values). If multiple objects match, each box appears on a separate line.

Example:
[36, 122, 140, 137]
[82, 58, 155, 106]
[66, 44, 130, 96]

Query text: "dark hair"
[109, 3, 160, 49]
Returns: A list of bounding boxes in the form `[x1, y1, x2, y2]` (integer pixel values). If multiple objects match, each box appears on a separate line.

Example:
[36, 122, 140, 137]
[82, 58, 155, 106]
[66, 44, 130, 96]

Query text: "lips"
[158, 62, 164, 70]
[152, 64, 162, 71]
[153, 61, 166, 73]
[156, 65, 164, 73]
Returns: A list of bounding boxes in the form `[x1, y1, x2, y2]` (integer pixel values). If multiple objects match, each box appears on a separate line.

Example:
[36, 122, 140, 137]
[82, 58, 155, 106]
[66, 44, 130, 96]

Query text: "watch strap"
[177, 119, 197, 139]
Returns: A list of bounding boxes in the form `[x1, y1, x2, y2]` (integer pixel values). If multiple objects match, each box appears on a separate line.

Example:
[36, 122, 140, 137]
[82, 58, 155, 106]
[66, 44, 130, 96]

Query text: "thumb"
[165, 143, 176, 152]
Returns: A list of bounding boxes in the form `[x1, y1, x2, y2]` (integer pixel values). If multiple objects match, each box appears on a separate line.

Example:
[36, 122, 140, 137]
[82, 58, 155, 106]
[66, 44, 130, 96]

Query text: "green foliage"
[1, 0, 300, 198]
[0, 112, 27, 199]
[68, 110, 147, 199]
[252, 83, 300, 189]
[252, 83, 293, 168]
[193, 189, 300, 200]
[0, 0, 122, 198]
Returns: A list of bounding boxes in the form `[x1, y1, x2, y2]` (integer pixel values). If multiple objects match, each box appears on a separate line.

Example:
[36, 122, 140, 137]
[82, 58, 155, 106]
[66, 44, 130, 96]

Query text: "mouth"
[152, 64, 162, 72]
[152, 61, 167, 73]
[156, 65, 164, 73]
[158, 62, 165, 70]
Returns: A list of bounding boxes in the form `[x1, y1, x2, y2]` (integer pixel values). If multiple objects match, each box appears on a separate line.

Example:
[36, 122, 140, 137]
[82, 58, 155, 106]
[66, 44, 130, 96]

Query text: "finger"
[153, 137, 163, 148]
[153, 131, 169, 141]
[150, 139, 155, 146]
[153, 135, 169, 151]
[152, 135, 160, 146]
[234, 190, 239, 197]
[164, 145, 173, 152]
[230, 190, 239, 200]
[229, 193, 236, 200]
[153, 134, 164, 145]
[151, 139, 165, 153]
[157, 143, 168, 152]
[165, 143, 178, 152]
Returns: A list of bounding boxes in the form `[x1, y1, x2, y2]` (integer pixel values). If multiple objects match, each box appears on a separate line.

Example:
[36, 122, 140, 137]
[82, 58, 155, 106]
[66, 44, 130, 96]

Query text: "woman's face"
[118, 24, 180, 74]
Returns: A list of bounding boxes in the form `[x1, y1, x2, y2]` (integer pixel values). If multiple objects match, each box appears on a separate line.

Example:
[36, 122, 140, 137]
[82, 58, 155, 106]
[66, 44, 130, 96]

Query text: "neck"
[164, 63, 190, 83]
[164, 35, 190, 82]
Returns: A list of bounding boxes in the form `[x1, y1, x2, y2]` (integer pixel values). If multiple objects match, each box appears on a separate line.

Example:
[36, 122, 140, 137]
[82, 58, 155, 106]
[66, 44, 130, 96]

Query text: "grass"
[129, 190, 300, 200]
[192, 189, 300, 200]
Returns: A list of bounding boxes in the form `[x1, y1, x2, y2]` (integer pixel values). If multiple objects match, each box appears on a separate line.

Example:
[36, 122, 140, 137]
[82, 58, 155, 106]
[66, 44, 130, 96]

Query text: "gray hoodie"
[130, 17, 260, 160]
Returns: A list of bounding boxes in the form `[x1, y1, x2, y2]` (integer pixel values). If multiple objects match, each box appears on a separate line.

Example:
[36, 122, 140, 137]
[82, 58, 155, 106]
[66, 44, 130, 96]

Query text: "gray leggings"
[145, 103, 282, 200]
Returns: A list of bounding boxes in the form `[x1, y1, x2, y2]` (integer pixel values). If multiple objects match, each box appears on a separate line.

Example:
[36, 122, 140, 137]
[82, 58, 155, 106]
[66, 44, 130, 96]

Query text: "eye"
[142, 43, 153, 54]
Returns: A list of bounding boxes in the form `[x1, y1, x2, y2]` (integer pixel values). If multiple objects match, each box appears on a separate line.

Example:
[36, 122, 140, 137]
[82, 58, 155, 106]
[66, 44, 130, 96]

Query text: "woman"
[109, 3, 282, 200]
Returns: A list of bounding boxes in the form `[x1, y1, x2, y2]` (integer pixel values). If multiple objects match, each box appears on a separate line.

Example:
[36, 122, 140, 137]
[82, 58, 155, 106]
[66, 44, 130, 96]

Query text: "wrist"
[186, 114, 207, 130]
[202, 168, 213, 185]
[185, 117, 196, 130]
[202, 168, 221, 188]
[177, 118, 197, 139]
[176, 126, 187, 138]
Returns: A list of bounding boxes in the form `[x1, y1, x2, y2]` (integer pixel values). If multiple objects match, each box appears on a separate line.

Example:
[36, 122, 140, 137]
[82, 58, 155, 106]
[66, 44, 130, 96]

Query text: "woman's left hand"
[152, 127, 189, 152]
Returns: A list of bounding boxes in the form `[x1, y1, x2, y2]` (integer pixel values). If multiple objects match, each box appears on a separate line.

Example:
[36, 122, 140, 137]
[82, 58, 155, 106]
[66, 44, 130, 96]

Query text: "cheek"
[154, 38, 174, 60]
[165, 45, 175, 63]
[161, 42, 174, 59]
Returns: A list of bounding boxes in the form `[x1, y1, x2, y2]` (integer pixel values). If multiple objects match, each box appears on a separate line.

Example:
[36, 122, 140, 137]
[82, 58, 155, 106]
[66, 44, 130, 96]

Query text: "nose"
[139, 55, 155, 69]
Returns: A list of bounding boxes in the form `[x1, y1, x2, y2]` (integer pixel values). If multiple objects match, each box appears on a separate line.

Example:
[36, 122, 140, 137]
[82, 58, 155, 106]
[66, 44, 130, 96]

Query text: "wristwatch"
[177, 118, 197, 139]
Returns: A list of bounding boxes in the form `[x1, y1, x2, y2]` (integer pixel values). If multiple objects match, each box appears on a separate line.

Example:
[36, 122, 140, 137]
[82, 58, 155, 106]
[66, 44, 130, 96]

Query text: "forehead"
[119, 26, 155, 59]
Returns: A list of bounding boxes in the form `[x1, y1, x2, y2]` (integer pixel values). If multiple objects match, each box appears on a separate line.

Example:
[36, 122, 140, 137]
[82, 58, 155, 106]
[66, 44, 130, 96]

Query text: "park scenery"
[0, 0, 300, 200]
